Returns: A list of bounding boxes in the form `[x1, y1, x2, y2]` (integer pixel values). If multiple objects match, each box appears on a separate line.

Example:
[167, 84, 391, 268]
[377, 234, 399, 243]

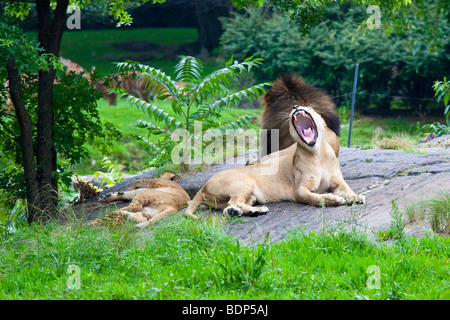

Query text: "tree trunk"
[6, 57, 41, 224]
[35, 0, 69, 218]
[194, 0, 231, 52]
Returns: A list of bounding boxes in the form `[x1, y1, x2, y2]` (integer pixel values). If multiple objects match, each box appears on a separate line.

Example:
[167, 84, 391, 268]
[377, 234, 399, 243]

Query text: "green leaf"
[444, 92, 449, 107]
[226, 55, 234, 67]
[174, 55, 204, 82]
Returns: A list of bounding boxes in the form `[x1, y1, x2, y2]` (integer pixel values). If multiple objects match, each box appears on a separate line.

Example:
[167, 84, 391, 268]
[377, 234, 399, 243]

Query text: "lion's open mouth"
[292, 108, 318, 146]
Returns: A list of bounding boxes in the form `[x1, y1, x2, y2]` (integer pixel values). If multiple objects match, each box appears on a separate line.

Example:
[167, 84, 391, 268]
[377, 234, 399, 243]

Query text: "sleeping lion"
[185, 105, 365, 217]
[99, 172, 195, 228]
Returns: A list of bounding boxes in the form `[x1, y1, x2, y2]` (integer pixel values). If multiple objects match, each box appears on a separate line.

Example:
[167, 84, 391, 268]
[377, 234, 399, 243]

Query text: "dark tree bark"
[6, 57, 41, 223]
[194, 0, 231, 52]
[34, 0, 69, 217]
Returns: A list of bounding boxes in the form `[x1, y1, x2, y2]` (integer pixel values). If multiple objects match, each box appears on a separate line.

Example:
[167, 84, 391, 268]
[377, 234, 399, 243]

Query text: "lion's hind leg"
[135, 205, 178, 228]
[122, 210, 147, 223]
[99, 189, 145, 204]
[224, 194, 268, 217]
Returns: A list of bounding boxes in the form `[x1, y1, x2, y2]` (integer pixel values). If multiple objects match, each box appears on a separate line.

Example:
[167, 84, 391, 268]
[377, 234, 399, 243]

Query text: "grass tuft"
[1, 211, 449, 299]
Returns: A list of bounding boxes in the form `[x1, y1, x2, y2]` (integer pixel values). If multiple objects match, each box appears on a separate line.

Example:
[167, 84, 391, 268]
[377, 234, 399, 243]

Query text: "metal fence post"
[348, 63, 359, 148]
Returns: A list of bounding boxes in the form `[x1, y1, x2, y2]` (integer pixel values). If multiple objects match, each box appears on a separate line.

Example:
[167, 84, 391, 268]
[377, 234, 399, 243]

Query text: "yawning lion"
[261, 74, 341, 157]
[185, 105, 365, 217]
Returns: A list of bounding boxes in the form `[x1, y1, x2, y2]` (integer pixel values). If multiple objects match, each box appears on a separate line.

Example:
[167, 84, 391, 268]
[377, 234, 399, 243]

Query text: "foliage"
[231, 0, 411, 34]
[114, 55, 270, 169]
[219, 1, 450, 113]
[423, 77, 450, 136]
[0, 21, 121, 211]
[3, 0, 166, 27]
[94, 156, 125, 188]
[374, 200, 405, 241]
[0, 199, 27, 241]
[1, 0, 174, 222]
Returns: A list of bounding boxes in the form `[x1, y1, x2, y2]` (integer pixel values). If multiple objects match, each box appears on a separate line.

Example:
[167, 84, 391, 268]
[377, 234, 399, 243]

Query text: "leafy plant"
[0, 20, 121, 221]
[423, 77, 450, 136]
[220, 2, 450, 113]
[114, 55, 271, 169]
[94, 156, 125, 188]
[374, 200, 405, 241]
[0, 199, 27, 241]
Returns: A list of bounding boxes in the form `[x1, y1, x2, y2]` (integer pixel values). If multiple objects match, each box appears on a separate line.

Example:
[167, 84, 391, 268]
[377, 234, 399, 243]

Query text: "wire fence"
[331, 91, 438, 102]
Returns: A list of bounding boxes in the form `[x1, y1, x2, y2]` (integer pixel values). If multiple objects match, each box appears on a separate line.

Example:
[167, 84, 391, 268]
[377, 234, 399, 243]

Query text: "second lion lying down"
[99, 172, 196, 228]
[186, 105, 365, 217]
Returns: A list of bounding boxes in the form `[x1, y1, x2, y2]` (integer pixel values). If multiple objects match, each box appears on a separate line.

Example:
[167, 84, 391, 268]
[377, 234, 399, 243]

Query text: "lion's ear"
[160, 172, 181, 181]
[160, 172, 175, 180]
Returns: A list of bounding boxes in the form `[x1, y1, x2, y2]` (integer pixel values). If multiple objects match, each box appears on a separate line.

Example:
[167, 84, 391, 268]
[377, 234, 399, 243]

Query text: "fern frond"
[190, 57, 264, 104]
[131, 134, 161, 152]
[215, 115, 253, 133]
[190, 67, 236, 103]
[174, 55, 204, 83]
[190, 82, 271, 121]
[134, 120, 171, 135]
[117, 91, 182, 129]
[116, 61, 185, 105]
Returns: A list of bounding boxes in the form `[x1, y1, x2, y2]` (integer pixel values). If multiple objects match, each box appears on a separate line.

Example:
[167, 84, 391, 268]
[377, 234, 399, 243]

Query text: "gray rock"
[77, 146, 449, 243]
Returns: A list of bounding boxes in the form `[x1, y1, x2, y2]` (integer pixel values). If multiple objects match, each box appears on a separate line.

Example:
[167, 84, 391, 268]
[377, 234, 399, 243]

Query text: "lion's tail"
[185, 189, 205, 218]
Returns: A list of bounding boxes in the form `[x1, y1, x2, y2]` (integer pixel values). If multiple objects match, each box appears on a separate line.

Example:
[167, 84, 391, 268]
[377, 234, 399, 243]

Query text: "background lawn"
[58, 27, 220, 77]
[49, 27, 426, 176]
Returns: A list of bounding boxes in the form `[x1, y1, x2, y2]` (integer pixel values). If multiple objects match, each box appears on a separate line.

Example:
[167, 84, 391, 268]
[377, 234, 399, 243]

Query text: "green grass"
[1, 214, 449, 300]
[71, 98, 262, 175]
[340, 115, 422, 148]
[57, 27, 222, 78]
[405, 190, 450, 235]
[58, 27, 203, 77]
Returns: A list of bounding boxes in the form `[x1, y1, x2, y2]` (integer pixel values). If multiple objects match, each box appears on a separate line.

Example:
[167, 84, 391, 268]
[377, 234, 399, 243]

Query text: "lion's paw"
[98, 193, 110, 203]
[223, 205, 243, 217]
[347, 194, 365, 205]
[322, 194, 346, 206]
[247, 206, 269, 217]
[336, 196, 346, 206]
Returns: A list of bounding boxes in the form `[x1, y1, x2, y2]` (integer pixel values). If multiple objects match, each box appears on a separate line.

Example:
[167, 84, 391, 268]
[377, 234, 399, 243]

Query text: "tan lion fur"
[100, 172, 195, 228]
[90, 69, 151, 106]
[261, 74, 341, 157]
[186, 106, 364, 217]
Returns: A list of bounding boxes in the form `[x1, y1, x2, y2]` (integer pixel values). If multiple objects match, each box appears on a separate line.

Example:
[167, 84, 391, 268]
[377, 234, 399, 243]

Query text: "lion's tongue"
[302, 127, 314, 143]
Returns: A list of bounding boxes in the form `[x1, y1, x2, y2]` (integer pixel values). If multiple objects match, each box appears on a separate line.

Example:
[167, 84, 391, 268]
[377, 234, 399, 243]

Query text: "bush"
[423, 77, 450, 136]
[114, 56, 271, 170]
[219, 1, 450, 114]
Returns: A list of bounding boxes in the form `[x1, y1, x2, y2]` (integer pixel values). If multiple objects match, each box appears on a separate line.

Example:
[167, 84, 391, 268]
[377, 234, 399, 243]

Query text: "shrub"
[423, 77, 450, 136]
[114, 56, 271, 170]
[219, 2, 450, 114]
